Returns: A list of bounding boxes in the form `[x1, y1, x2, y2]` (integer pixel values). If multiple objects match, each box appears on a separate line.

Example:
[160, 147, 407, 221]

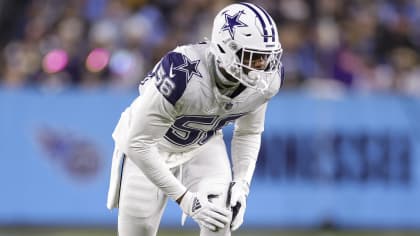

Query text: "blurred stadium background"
[1, 0, 420, 235]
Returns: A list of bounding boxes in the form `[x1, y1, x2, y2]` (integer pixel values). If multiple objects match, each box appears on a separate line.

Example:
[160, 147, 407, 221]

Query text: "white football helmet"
[211, 2, 283, 92]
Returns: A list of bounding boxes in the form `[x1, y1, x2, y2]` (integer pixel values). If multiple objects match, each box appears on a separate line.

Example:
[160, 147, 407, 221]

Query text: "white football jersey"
[112, 42, 282, 167]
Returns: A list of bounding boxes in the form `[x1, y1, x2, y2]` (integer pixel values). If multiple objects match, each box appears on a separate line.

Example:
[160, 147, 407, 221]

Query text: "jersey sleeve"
[149, 49, 202, 106]
[123, 82, 187, 201]
[231, 103, 268, 184]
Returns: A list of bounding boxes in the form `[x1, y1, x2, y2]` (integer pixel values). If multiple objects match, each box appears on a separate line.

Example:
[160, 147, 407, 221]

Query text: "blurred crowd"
[0, 0, 419, 95]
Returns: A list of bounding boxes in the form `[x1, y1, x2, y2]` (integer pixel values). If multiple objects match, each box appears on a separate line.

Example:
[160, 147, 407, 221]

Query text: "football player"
[107, 2, 284, 236]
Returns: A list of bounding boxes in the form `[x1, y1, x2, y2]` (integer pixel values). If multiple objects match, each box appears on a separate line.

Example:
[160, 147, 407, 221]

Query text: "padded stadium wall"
[0, 88, 419, 229]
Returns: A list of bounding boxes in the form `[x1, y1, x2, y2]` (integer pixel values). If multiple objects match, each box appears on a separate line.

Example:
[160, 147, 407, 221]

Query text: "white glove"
[228, 181, 249, 231]
[179, 191, 230, 231]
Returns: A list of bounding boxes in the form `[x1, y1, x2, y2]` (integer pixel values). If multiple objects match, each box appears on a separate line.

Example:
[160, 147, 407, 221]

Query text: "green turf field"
[0, 228, 419, 236]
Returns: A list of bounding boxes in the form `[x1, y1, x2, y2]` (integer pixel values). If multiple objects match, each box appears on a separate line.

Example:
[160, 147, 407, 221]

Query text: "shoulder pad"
[153, 51, 203, 105]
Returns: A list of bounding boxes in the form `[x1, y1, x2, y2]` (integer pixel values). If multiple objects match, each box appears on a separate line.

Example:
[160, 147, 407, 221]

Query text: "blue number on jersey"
[152, 51, 202, 105]
[164, 114, 244, 147]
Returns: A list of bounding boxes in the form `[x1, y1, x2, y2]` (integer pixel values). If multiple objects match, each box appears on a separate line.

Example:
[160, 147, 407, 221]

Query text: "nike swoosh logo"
[169, 64, 176, 78]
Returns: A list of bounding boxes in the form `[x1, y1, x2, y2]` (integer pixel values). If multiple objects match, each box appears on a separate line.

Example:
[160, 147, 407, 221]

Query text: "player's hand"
[228, 180, 249, 231]
[179, 191, 230, 231]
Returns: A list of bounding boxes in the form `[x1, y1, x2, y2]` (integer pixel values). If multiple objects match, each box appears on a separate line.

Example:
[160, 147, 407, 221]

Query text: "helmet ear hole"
[228, 42, 238, 51]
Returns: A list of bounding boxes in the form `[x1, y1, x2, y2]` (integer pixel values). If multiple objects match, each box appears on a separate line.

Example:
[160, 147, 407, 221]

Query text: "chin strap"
[215, 63, 239, 87]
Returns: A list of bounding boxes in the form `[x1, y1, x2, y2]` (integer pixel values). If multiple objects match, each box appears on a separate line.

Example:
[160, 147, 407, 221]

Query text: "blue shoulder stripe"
[280, 63, 285, 88]
[154, 51, 202, 105]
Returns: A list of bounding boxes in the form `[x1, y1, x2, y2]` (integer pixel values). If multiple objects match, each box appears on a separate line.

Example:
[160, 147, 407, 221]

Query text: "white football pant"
[117, 135, 233, 236]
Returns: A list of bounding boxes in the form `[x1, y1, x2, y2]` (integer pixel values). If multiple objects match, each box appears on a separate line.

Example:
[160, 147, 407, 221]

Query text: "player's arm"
[125, 50, 230, 231]
[125, 81, 187, 199]
[228, 102, 268, 230]
[232, 102, 267, 184]
[229, 64, 282, 180]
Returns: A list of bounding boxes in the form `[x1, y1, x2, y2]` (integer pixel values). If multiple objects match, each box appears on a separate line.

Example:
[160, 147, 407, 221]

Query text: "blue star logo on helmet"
[221, 10, 248, 40]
